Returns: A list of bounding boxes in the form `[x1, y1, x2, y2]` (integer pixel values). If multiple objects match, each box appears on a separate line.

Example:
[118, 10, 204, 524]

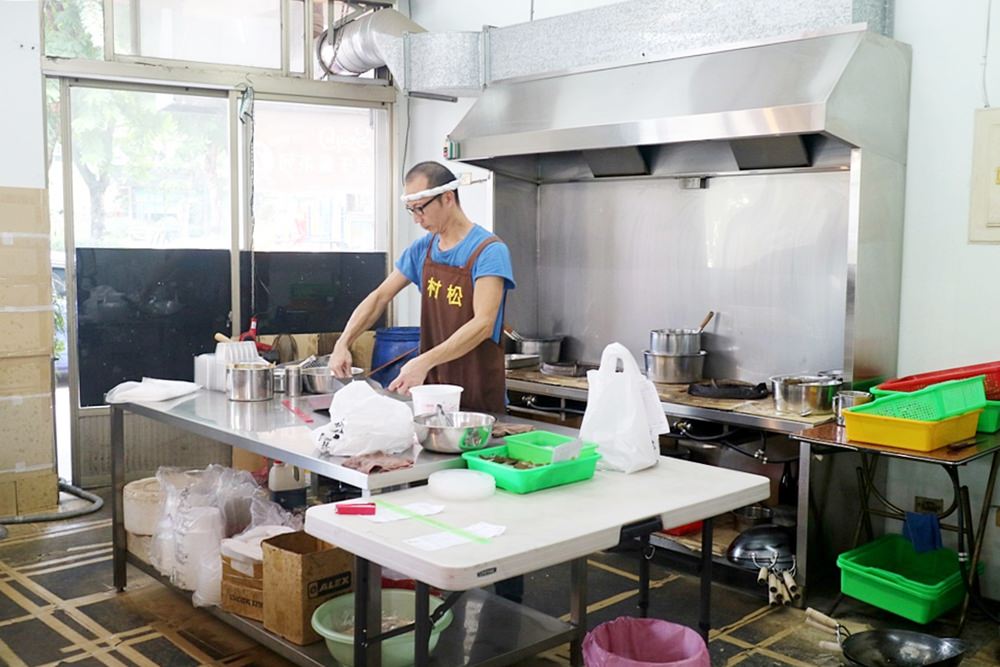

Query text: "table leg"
[698, 516, 713, 642]
[961, 451, 1000, 628]
[638, 532, 650, 618]
[111, 405, 126, 592]
[354, 556, 382, 667]
[569, 557, 587, 667]
[415, 581, 430, 667]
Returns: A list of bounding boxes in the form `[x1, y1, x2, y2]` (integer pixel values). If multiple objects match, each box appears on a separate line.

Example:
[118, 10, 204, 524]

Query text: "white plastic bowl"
[312, 590, 453, 667]
[409, 384, 463, 416]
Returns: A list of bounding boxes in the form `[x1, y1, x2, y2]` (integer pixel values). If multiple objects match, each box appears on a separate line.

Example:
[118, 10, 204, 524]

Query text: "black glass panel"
[239, 252, 386, 334]
[75, 249, 231, 406]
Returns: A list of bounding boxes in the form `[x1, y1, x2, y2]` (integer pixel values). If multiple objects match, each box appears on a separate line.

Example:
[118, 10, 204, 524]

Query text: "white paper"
[404, 522, 506, 552]
[550, 438, 583, 462]
[368, 502, 444, 524]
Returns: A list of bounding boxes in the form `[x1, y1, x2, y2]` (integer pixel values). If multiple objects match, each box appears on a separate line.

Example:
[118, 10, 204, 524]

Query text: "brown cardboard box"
[221, 555, 265, 621]
[0, 311, 53, 358]
[262, 532, 353, 645]
[0, 187, 49, 235]
[0, 355, 51, 397]
[0, 394, 54, 472]
[0, 469, 57, 516]
[0, 236, 50, 285]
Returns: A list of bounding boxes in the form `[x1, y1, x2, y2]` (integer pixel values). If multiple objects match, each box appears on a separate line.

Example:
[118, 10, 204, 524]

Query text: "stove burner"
[540, 361, 597, 378]
[688, 379, 769, 400]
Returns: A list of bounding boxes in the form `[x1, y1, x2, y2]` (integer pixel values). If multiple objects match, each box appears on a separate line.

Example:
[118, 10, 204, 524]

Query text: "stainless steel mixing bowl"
[414, 412, 496, 453]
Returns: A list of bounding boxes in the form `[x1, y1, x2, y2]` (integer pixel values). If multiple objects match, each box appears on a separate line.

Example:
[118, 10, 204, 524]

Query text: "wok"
[806, 608, 969, 667]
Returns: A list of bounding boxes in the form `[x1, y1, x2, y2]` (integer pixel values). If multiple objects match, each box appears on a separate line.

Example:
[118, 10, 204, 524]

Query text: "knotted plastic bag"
[312, 381, 415, 456]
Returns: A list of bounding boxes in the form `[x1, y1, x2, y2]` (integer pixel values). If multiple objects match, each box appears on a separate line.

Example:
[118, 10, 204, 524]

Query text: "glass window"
[118, 0, 281, 68]
[44, 0, 104, 60]
[70, 87, 231, 249]
[251, 101, 384, 252]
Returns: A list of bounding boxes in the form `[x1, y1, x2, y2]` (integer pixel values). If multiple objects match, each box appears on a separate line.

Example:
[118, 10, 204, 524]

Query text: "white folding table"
[305, 457, 769, 667]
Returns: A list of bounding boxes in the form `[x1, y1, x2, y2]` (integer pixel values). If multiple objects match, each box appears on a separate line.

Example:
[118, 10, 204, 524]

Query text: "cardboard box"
[221, 555, 265, 621]
[0, 469, 57, 516]
[0, 236, 50, 285]
[0, 355, 51, 397]
[0, 311, 53, 358]
[0, 394, 54, 472]
[0, 187, 49, 235]
[262, 532, 353, 645]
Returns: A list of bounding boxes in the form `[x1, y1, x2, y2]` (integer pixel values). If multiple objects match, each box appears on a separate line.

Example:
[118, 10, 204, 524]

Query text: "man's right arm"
[329, 269, 411, 375]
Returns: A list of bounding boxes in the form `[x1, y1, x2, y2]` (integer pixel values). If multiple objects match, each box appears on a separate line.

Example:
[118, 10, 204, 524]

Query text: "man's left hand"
[388, 356, 431, 395]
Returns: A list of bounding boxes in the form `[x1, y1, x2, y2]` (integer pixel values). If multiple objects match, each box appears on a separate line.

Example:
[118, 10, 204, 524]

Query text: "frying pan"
[806, 608, 969, 667]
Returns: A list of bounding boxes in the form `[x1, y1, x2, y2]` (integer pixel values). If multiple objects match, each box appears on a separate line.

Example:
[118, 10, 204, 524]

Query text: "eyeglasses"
[405, 193, 442, 216]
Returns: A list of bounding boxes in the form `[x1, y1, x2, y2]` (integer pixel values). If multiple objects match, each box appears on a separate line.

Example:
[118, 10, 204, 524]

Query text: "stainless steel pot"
[227, 362, 274, 402]
[516, 337, 563, 364]
[644, 350, 706, 383]
[414, 412, 496, 453]
[833, 390, 873, 426]
[650, 329, 702, 355]
[770, 374, 843, 416]
[732, 505, 774, 532]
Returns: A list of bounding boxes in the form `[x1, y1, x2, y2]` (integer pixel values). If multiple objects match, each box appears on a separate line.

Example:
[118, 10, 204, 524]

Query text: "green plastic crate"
[502, 431, 598, 462]
[856, 377, 986, 421]
[871, 383, 999, 433]
[837, 534, 982, 624]
[462, 442, 600, 494]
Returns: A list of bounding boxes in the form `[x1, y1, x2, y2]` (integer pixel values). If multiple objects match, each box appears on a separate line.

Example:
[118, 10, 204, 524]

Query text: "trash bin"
[583, 617, 710, 667]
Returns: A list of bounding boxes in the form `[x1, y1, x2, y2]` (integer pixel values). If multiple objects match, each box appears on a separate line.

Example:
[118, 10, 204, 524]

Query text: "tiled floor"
[0, 490, 998, 666]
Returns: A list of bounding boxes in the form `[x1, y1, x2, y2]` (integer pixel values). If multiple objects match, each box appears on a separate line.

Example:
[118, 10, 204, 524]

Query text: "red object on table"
[663, 521, 703, 536]
[281, 400, 314, 424]
[877, 361, 1000, 400]
[335, 502, 377, 515]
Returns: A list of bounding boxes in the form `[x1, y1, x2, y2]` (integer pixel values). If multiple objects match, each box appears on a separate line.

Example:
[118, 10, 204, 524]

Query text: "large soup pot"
[769, 374, 843, 416]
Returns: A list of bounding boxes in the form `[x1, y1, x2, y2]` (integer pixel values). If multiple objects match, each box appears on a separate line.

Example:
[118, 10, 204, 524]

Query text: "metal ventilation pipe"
[327, 8, 425, 78]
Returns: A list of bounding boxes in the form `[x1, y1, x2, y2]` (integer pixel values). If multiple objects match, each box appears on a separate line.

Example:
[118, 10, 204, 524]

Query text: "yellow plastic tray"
[843, 409, 981, 452]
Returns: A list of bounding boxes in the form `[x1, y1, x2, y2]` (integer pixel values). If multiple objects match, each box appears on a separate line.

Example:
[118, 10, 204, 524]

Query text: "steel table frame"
[792, 424, 1000, 632]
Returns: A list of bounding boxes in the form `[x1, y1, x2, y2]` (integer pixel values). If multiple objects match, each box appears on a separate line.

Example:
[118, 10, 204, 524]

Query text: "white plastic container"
[268, 461, 308, 511]
[123, 477, 162, 536]
[409, 384, 463, 416]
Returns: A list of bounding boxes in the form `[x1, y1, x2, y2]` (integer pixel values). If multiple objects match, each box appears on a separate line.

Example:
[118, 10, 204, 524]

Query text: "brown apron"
[419, 235, 506, 413]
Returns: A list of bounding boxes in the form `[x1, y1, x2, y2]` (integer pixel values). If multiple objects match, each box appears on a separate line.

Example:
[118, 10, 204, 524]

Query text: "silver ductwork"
[448, 28, 911, 181]
[328, 9, 424, 81]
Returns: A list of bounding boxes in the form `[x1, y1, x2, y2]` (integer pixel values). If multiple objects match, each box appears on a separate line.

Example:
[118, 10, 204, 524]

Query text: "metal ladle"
[435, 403, 454, 427]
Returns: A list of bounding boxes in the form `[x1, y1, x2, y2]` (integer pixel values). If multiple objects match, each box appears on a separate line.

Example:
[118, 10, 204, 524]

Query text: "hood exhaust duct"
[448, 28, 910, 182]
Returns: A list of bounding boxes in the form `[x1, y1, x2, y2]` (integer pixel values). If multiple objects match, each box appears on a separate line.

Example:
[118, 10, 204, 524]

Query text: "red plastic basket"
[877, 361, 1000, 400]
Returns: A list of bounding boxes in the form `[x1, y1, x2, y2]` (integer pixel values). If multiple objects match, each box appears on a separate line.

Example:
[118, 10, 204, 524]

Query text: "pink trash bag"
[583, 617, 710, 667]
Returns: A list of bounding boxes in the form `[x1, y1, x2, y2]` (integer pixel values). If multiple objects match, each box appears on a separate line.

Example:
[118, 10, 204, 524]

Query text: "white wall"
[887, 0, 1000, 598]
[0, 0, 46, 189]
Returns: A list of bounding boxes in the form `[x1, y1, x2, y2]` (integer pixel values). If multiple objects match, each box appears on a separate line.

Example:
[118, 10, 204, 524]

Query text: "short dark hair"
[405, 161, 459, 205]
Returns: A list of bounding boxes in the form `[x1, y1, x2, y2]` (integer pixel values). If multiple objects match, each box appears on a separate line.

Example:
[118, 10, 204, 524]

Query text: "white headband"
[400, 179, 460, 203]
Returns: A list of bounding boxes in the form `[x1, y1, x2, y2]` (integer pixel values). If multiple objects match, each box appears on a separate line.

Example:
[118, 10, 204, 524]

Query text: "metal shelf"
[125, 554, 576, 667]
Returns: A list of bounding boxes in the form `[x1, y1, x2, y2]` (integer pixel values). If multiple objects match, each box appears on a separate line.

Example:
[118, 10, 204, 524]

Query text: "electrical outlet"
[458, 172, 473, 186]
[915, 496, 944, 514]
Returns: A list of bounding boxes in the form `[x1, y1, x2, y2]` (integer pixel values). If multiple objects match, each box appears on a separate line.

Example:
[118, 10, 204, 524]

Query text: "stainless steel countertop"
[118, 390, 473, 491]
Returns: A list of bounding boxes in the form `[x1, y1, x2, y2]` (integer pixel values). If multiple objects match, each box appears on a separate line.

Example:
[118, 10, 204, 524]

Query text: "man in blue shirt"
[330, 161, 515, 412]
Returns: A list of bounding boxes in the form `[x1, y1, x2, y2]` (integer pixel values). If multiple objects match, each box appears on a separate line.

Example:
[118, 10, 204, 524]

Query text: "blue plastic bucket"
[370, 327, 420, 388]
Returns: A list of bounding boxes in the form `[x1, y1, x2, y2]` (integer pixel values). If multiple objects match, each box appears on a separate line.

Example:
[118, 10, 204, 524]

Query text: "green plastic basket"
[462, 442, 600, 494]
[856, 376, 986, 421]
[837, 534, 981, 624]
[502, 431, 598, 462]
[871, 380, 998, 433]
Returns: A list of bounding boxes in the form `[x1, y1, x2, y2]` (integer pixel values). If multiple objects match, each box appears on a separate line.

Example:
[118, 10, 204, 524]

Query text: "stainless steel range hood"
[449, 28, 911, 181]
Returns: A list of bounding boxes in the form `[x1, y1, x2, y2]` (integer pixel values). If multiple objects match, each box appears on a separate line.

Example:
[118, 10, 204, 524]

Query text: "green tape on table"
[372, 498, 491, 544]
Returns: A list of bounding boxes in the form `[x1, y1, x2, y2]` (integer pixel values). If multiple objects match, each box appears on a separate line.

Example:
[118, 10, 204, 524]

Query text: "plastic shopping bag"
[312, 381, 415, 456]
[580, 343, 668, 473]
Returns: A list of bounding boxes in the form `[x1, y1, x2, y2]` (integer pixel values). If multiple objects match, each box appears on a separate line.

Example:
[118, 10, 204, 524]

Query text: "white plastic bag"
[580, 343, 668, 473]
[312, 381, 415, 456]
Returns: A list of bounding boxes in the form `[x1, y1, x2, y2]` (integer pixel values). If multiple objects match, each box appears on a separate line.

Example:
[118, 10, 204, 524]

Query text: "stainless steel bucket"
[517, 337, 563, 364]
[644, 350, 706, 383]
[770, 375, 843, 415]
[227, 362, 274, 402]
[650, 328, 702, 355]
